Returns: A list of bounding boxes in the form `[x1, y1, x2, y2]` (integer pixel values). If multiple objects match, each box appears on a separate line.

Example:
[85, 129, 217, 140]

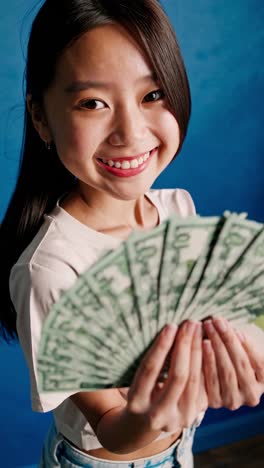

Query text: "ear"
[26, 94, 52, 143]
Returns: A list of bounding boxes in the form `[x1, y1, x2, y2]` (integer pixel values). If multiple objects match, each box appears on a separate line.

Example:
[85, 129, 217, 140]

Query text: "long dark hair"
[0, 0, 191, 342]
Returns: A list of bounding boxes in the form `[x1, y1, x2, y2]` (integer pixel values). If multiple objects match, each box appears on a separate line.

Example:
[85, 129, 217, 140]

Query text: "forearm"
[96, 405, 163, 454]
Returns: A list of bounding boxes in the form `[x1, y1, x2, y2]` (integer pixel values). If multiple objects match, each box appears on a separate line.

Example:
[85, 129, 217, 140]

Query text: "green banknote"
[194, 226, 264, 320]
[125, 222, 168, 344]
[85, 244, 144, 354]
[175, 216, 225, 322]
[158, 215, 221, 328]
[184, 216, 263, 318]
[209, 266, 264, 323]
[37, 212, 264, 393]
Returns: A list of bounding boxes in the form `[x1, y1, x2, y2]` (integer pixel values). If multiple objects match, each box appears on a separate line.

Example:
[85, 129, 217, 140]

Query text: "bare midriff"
[66, 430, 182, 461]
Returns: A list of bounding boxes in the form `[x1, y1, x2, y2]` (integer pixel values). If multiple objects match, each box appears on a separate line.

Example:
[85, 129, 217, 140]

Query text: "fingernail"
[164, 324, 177, 337]
[187, 321, 196, 335]
[204, 320, 214, 333]
[203, 339, 212, 354]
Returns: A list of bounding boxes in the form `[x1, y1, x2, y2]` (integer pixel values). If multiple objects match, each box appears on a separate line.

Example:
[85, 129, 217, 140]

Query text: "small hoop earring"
[45, 141, 51, 150]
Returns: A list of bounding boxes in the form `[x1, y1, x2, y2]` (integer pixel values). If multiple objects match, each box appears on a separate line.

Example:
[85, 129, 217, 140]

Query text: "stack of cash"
[37, 212, 264, 393]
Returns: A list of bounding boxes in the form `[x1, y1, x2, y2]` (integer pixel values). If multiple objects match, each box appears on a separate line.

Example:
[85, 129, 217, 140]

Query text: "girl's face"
[42, 23, 180, 201]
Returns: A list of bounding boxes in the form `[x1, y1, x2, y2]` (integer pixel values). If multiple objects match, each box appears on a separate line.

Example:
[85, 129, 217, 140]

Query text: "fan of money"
[37, 212, 264, 393]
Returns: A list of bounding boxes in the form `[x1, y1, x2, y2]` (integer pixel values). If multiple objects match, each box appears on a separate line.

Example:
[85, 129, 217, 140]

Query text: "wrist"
[96, 405, 162, 454]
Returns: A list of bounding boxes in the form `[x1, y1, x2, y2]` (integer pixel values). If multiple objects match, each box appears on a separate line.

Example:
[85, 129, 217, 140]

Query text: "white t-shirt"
[10, 188, 197, 450]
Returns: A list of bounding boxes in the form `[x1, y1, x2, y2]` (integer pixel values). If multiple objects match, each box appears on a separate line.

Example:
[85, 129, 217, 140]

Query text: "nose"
[108, 103, 148, 147]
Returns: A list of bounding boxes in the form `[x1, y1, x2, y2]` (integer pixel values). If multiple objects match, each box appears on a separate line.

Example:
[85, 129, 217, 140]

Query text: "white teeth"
[143, 152, 150, 161]
[130, 159, 139, 168]
[101, 151, 151, 169]
[121, 161, 130, 169]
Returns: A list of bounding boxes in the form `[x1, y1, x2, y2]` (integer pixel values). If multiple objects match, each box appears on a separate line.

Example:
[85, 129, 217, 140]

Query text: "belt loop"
[49, 420, 65, 465]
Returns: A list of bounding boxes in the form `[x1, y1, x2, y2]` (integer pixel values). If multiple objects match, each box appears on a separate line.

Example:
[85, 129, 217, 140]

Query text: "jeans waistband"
[40, 420, 196, 467]
[61, 429, 182, 465]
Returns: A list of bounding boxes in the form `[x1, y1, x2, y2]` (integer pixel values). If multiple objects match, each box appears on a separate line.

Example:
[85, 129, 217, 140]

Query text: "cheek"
[67, 126, 86, 149]
[54, 120, 90, 156]
[64, 119, 102, 153]
[55, 123, 102, 177]
[155, 110, 180, 147]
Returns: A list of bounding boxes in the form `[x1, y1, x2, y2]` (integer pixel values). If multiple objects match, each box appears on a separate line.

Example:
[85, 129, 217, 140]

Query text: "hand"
[126, 321, 208, 433]
[202, 317, 264, 410]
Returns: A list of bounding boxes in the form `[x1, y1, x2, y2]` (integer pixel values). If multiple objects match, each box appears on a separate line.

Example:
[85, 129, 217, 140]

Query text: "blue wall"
[156, 0, 264, 222]
[0, 0, 263, 466]
[1, 0, 263, 223]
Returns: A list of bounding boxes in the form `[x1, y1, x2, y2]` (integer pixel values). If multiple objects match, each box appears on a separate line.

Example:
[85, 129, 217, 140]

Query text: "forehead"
[54, 23, 154, 86]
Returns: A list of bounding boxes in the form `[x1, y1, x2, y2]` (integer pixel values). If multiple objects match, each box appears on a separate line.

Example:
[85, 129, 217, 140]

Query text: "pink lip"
[96, 148, 157, 178]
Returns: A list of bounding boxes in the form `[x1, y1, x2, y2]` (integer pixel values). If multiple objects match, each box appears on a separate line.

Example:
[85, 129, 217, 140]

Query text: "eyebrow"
[64, 73, 158, 93]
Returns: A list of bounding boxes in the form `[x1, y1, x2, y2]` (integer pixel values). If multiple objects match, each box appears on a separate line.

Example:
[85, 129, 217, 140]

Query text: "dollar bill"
[193, 227, 264, 320]
[86, 244, 144, 353]
[125, 223, 168, 344]
[38, 357, 119, 392]
[45, 277, 137, 365]
[182, 215, 263, 320]
[158, 215, 221, 328]
[38, 328, 142, 392]
[37, 212, 264, 393]
[175, 216, 225, 322]
[40, 317, 132, 373]
[209, 267, 264, 320]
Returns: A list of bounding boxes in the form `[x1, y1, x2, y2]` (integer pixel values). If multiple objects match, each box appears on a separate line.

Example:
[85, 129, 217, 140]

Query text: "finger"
[212, 317, 260, 405]
[202, 339, 222, 408]
[204, 319, 241, 409]
[237, 330, 264, 383]
[182, 322, 204, 423]
[161, 321, 198, 406]
[184, 322, 203, 401]
[150, 381, 165, 403]
[198, 369, 209, 412]
[128, 324, 178, 409]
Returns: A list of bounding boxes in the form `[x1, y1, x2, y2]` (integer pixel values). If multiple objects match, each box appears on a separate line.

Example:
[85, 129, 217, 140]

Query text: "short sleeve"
[169, 188, 196, 217]
[147, 188, 196, 222]
[9, 261, 78, 412]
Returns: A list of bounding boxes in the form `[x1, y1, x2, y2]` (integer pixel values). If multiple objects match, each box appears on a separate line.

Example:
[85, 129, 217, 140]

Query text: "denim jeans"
[39, 421, 195, 468]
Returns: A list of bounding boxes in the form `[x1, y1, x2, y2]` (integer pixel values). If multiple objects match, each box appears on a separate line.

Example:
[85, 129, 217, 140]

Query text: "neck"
[80, 191, 145, 229]
[68, 184, 156, 233]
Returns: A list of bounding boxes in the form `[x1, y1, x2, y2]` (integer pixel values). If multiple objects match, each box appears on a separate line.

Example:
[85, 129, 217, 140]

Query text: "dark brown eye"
[143, 89, 165, 103]
[80, 99, 105, 110]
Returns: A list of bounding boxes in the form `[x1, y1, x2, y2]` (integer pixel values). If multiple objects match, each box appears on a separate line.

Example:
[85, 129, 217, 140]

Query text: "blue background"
[0, 0, 263, 466]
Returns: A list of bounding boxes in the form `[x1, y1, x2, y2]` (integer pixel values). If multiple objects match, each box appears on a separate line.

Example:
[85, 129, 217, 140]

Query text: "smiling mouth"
[97, 148, 156, 170]
[95, 147, 158, 178]
[99, 151, 150, 170]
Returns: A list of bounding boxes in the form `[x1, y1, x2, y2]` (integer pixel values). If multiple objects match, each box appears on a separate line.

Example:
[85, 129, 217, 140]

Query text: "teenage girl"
[1, 1, 263, 467]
